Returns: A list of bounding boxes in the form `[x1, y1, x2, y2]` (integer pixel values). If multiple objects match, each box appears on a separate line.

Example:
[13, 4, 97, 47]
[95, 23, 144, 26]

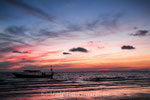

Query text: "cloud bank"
[130, 30, 149, 36]
[121, 45, 135, 50]
[69, 47, 88, 53]
[63, 52, 71, 55]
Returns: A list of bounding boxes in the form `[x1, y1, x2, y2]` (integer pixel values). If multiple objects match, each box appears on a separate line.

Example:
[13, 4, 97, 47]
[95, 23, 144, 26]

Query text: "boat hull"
[13, 73, 54, 78]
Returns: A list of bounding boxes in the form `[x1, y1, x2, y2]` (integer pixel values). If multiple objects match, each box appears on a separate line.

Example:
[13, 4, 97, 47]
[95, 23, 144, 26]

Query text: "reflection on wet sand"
[30, 86, 150, 100]
[2, 80, 150, 100]
[0, 72, 150, 100]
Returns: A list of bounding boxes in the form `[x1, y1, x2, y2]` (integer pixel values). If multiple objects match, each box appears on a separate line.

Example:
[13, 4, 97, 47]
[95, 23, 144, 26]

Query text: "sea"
[0, 71, 150, 100]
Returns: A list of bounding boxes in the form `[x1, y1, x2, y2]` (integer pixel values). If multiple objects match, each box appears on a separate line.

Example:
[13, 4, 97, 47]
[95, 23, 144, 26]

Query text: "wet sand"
[0, 72, 150, 100]
[1, 83, 150, 100]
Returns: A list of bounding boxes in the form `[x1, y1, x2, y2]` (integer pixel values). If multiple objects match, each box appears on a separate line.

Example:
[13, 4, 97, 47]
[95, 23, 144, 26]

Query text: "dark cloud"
[12, 50, 21, 53]
[0, 47, 14, 53]
[0, 32, 13, 38]
[101, 13, 124, 31]
[63, 52, 71, 55]
[0, 26, 33, 46]
[85, 19, 100, 30]
[69, 47, 88, 53]
[0, 42, 13, 49]
[34, 27, 81, 42]
[5, 26, 27, 36]
[20, 12, 125, 42]
[4, 0, 55, 22]
[39, 29, 59, 38]
[66, 23, 83, 32]
[121, 45, 135, 50]
[61, 12, 124, 38]
[0, 36, 31, 46]
[12, 50, 29, 53]
[130, 30, 149, 36]
[22, 51, 29, 53]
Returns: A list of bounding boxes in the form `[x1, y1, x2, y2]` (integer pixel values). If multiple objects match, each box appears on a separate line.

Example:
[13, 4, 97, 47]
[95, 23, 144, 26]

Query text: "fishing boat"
[13, 66, 54, 79]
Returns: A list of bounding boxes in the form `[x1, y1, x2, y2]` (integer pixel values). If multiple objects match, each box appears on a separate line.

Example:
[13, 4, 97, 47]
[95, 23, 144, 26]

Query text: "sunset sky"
[0, 0, 150, 72]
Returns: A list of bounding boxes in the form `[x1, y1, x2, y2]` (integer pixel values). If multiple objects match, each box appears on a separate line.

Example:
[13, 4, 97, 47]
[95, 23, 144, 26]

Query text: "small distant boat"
[13, 66, 54, 79]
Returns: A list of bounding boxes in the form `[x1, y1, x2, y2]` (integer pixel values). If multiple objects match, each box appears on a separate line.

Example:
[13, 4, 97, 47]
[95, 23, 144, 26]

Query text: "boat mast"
[50, 65, 53, 72]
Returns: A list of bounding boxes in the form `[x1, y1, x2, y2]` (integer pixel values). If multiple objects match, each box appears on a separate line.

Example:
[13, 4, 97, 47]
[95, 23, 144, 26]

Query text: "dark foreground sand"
[1, 91, 150, 100]
[54, 93, 150, 100]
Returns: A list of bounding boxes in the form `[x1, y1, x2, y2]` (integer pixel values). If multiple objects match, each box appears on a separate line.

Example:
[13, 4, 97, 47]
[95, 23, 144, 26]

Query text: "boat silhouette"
[13, 66, 54, 79]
